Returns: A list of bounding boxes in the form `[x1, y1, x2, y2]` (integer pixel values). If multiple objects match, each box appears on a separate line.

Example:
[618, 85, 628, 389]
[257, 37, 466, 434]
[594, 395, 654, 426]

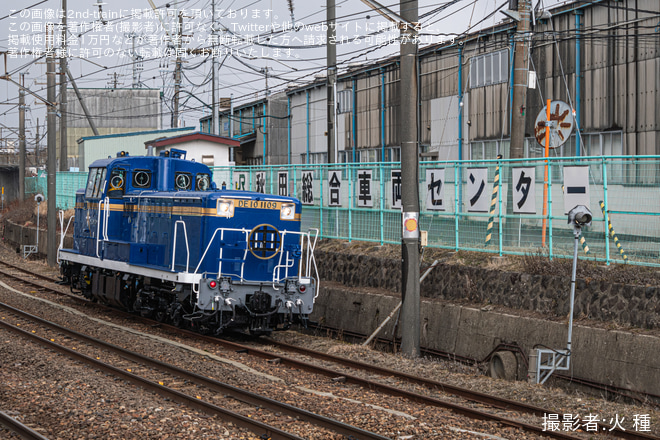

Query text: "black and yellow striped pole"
[579, 234, 590, 255]
[599, 200, 628, 261]
[485, 154, 503, 246]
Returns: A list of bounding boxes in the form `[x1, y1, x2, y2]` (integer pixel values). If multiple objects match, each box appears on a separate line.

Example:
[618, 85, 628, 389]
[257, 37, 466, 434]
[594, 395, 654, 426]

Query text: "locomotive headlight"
[280, 203, 295, 220]
[217, 198, 234, 218]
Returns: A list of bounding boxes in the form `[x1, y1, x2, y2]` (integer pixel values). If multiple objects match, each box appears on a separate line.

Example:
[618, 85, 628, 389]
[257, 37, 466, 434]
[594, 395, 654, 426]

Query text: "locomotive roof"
[88, 152, 211, 173]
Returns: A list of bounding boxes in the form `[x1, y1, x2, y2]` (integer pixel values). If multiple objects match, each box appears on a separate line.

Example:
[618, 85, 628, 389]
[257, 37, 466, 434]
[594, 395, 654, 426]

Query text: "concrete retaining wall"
[311, 284, 660, 397]
[2, 219, 73, 259]
[316, 249, 660, 330]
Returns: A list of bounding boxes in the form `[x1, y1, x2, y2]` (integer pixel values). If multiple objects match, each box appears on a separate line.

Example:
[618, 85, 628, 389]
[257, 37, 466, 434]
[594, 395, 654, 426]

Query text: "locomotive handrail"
[95, 200, 102, 258]
[270, 228, 319, 295]
[171, 220, 190, 273]
[194, 227, 250, 276]
[56, 209, 74, 265]
[95, 198, 110, 258]
[272, 230, 296, 290]
[103, 197, 109, 241]
[306, 228, 320, 299]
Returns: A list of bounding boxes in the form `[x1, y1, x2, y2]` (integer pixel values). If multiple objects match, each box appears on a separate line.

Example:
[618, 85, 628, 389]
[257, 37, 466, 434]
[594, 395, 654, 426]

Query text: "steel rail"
[0, 302, 389, 440]
[0, 410, 50, 440]
[0, 315, 304, 440]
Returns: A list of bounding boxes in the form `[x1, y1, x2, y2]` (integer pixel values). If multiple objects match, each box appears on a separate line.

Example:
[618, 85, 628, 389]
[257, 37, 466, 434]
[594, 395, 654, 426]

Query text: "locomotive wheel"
[154, 309, 168, 323]
[170, 305, 183, 328]
[132, 297, 143, 314]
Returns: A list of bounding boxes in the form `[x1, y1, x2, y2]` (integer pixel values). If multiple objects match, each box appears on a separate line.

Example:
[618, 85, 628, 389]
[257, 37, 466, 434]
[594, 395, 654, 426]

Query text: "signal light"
[209, 280, 217, 289]
[298, 284, 306, 293]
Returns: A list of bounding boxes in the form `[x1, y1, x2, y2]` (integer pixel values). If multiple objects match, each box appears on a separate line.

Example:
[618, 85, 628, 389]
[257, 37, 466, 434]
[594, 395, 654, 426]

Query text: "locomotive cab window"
[108, 168, 126, 198]
[85, 167, 107, 199]
[132, 169, 152, 189]
[175, 172, 192, 190]
[196, 173, 210, 191]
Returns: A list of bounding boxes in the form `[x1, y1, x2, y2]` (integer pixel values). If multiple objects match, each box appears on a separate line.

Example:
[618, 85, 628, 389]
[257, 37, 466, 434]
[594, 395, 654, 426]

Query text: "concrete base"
[311, 283, 660, 397]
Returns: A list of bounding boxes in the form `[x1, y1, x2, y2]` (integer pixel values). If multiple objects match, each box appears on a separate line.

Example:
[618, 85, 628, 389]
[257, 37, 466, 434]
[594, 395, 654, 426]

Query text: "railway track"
[0, 301, 388, 440]
[0, 259, 657, 440]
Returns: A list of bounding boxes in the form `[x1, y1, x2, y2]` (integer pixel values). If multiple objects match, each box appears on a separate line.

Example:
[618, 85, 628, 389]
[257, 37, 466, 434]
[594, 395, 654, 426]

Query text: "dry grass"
[521, 247, 660, 286]
[2, 198, 75, 233]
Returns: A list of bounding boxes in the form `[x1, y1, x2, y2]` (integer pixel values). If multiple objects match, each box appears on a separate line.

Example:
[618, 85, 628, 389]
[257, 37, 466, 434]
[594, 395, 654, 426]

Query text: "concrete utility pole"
[505, 0, 531, 244]
[59, 0, 67, 171]
[399, 0, 420, 358]
[326, 0, 337, 163]
[360, 0, 421, 358]
[18, 73, 25, 200]
[510, 0, 531, 160]
[211, 0, 218, 135]
[47, 50, 57, 267]
[172, 12, 183, 128]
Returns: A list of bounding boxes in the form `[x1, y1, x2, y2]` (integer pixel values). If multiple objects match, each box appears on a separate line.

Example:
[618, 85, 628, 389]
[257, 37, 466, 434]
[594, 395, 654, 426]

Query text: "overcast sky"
[0, 0, 571, 148]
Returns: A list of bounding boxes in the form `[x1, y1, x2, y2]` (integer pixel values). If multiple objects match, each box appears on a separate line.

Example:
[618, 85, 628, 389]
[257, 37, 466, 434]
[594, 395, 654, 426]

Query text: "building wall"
[77, 127, 195, 171]
[153, 140, 231, 166]
[267, 93, 289, 165]
[58, 88, 162, 169]
[204, 0, 660, 166]
[289, 84, 326, 164]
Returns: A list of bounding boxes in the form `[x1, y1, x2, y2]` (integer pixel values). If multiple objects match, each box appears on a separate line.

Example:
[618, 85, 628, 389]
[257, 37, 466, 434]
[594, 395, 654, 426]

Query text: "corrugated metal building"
[58, 88, 162, 169]
[76, 127, 195, 171]
[200, 0, 659, 171]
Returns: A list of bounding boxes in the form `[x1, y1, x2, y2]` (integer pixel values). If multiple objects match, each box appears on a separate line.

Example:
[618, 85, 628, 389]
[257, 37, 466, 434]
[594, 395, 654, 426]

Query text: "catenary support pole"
[211, 0, 218, 135]
[66, 68, 99, 136]
[363, 260, 438, 347]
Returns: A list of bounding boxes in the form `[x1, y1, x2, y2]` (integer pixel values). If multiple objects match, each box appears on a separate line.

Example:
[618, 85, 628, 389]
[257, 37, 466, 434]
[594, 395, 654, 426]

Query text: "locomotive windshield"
[85, 167, 107, 199]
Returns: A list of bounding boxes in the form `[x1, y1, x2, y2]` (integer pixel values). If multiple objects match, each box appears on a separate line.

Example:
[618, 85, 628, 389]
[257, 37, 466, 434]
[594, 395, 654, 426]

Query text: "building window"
[300, 152, 328, 164]
[338, 151, 352, 163]
[469, 49, 509, 88]
[337, 90, 353, 114]
[202, 155, 215, 166]
[469, 139, 509, 160]
[358, 149, 377, 163]
[384, 147, 401, 162]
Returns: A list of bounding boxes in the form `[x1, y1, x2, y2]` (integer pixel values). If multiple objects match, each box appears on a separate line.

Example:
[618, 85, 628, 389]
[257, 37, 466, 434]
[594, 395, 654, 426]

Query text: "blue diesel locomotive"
[59, 150, 318, 335]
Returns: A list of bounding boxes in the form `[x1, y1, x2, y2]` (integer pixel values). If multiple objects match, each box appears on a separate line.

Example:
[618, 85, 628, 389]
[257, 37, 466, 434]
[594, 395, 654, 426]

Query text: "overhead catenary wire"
[3, 0, 659, 133]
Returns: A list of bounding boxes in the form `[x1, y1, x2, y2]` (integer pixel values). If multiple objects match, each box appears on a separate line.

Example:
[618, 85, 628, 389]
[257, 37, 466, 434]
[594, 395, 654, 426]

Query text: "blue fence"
[29, 156, 660, 267]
